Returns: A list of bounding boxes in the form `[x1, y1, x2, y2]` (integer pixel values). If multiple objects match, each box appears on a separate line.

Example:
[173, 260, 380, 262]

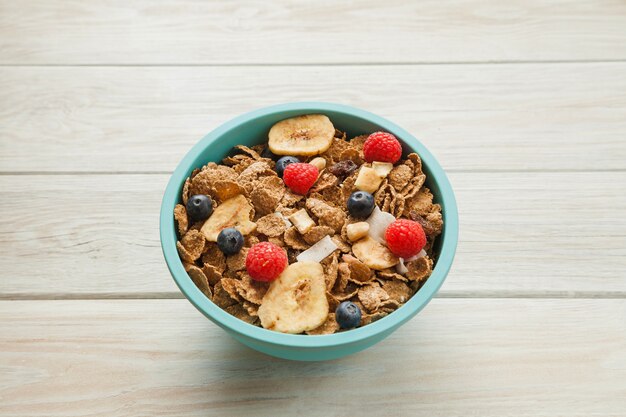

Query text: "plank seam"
[2, 59, 626, 67]
[1, 168, 626, 176]
[1, 291, 625, 300]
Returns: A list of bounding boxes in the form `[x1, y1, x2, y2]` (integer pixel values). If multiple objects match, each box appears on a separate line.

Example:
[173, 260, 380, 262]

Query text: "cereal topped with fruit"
[174, 115, 443, 334]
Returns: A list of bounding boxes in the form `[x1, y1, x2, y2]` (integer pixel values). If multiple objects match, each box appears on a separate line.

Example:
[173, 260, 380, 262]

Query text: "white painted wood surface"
[2, 0, 626, 64]
[1, 172, 625, 298]
[1, 64, 626, 172]
[1, 299, 625, 417]
[1, 1, 625, 415]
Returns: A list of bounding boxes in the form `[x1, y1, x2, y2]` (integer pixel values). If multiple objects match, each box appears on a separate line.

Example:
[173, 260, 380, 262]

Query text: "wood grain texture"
[0, 299, 624, 417]
[1, 0, 626, 65]
[1, 172, 625, 297]
[1, 64, 626, 173]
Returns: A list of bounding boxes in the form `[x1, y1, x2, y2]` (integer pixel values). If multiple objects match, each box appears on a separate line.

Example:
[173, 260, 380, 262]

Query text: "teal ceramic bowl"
[160, 102, 458, 361]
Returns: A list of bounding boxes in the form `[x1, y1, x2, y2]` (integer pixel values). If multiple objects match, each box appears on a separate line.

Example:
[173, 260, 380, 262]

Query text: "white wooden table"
[1, 1, 625, 415]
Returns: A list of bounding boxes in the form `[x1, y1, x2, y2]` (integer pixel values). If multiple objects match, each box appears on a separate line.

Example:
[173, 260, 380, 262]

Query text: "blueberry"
[335, 301, 362, 329]
[186, 194, 213, 222]
[275, 156, 300, 177]
[347, 191, 375, 218]
[216, 227, 244, 255]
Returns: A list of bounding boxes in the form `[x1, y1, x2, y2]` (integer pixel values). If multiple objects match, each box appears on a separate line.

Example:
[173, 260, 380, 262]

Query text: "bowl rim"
[160, 102, 458, 348]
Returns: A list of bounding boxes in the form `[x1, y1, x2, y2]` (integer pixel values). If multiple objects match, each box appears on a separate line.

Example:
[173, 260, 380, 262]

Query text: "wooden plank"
[1, 0, 626, 64]
[1, 64, 625, 173]
[1, 172, 625, 297]
[0, 299, 624, 416]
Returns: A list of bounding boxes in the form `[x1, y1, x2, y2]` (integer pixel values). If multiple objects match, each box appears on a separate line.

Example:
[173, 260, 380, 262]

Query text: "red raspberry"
[363, 132, 402, 164]
[384, 219, 426, 259]
[282, 162, 319, 195]
[246, 242, 288, 282]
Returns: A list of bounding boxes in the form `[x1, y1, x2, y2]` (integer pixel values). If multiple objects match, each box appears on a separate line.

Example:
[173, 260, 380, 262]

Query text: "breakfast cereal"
[174, 114, 442, 333]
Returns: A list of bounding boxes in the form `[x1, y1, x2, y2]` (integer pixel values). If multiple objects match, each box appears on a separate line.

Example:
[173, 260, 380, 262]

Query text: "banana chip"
[269, 114, 335, 156]
[258, 262, 329, 333]
[200, 195, 256, 242]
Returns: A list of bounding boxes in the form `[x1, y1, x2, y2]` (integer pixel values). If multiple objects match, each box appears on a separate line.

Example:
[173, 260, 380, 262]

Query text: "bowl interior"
[160, 102, 458, 349]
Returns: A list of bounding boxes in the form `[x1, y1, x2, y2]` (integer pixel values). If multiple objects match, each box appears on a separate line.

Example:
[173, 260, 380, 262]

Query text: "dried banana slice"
[352, 236, 399, 270]
[268, 114, 335, 156]
[200, 194, 256, 241]
[258, 261, 329, 333]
